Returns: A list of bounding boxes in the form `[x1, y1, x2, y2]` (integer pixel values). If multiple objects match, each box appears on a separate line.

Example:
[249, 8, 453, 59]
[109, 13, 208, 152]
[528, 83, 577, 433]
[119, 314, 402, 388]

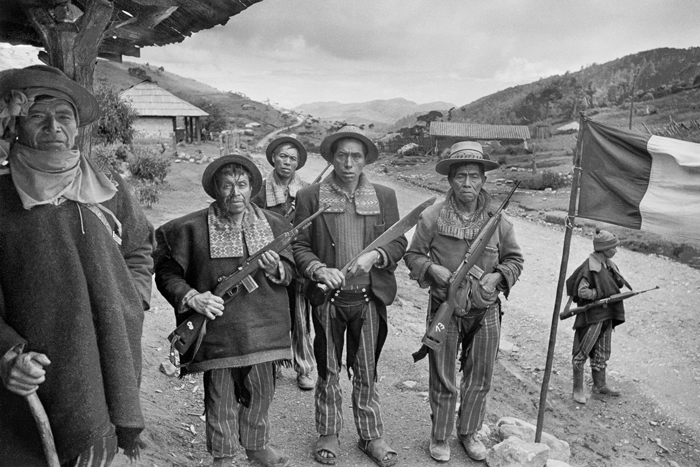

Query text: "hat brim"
[202, 154, 263, 199]
[0, 66, 99, 126]
[320, 131, 379, 164]
[265, 136, 307, 169]
[435, 157, 500, 175]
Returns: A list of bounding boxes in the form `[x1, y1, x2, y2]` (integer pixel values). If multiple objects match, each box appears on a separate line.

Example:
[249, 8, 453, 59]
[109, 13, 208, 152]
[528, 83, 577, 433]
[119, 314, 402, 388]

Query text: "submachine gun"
[421, 181, 520, 351]
[167, 204, 328, 367]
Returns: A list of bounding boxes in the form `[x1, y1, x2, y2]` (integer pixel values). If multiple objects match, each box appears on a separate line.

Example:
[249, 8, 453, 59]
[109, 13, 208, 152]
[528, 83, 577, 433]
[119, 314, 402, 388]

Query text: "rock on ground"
[496, 416, 571, 462]
[486, 436, 550, 467]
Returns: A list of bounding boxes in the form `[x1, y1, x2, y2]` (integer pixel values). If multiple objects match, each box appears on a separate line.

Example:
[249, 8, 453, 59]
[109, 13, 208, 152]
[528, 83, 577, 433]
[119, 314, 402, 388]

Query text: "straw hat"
[0, 65, 99, 126]
[201, 154, 262, 199]
[435, 141, 499, 175]
[265, 135, 307, 169]
[320, 125, 379, 164]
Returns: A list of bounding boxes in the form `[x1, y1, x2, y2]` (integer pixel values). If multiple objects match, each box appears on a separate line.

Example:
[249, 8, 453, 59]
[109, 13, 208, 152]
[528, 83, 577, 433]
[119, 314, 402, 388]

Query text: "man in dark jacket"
[293, 126, 406, 467]
[566, 229, 629, 404]
[0, 65, 153, 466]
[154, 154, 293, 467]
[252, 136, 316, 391]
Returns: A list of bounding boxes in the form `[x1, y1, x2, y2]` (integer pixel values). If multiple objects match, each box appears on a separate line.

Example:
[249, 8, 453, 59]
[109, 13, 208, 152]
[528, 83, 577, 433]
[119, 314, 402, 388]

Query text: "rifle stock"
[168, 204, 328, 366]
[559, 285, 659, 320]
[421, 182, 520, 351]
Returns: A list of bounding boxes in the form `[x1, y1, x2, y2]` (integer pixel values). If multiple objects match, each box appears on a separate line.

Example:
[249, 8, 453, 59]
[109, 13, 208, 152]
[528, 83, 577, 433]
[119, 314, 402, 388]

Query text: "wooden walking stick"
[18, 353, 60, 467]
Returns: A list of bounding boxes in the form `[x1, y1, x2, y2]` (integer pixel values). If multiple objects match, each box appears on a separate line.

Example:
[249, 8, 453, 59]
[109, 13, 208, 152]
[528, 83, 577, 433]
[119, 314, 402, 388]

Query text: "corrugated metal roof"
[120, 81, 208, 117]
[430, 122, 530, 141]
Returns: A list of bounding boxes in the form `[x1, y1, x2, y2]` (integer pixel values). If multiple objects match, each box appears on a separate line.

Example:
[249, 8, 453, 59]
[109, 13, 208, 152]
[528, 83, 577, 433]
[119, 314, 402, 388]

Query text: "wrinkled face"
[449, 163, 485, 206]
[332, 138, 366, 185]
[603, 247, 617, 258]
[273, 144, 299, 179]
[17, 98, 78, 151]
[216, 172, 252, 217]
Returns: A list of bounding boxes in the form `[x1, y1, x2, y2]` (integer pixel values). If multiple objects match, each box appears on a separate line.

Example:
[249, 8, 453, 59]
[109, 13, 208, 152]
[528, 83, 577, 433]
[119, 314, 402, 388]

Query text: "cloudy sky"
[100, 1, 700, 108]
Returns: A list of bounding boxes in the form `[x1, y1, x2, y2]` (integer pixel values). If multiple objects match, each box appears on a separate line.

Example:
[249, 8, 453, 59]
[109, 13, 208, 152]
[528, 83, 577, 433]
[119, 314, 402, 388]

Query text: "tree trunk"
[25, 1, 114, 156]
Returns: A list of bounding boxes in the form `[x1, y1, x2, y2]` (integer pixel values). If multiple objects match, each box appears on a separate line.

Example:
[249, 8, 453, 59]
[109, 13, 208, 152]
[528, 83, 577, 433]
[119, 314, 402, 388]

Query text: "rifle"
[421, 182, 520, 351]
[307, 196, 437, 306]
[167, 204, 328, 367]
[310, 161, 332, 185]
[559, 285, 659, 320]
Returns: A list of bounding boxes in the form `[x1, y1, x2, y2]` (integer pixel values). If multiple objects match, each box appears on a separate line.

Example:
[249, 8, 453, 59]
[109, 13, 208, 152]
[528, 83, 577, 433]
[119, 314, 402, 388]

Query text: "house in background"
[120, 81, 208, 144]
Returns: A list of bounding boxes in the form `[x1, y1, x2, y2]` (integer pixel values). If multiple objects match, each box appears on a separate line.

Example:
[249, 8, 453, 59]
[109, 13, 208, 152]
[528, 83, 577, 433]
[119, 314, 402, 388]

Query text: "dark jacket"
[154, 207, 294, 374]
[566, 253, 626, 329]
[292, 182, 407, 306]
[0, 168, 153, 465]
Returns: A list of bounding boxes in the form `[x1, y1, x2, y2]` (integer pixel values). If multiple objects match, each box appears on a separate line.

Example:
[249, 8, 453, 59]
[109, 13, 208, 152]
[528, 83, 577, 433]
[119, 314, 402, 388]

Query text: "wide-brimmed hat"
[320, 125, 379, 164]
[202, 154, 263, 199]
[435, 141, 499, 175]
[265, 135, 307, 169]
[0, 65, 99, 126]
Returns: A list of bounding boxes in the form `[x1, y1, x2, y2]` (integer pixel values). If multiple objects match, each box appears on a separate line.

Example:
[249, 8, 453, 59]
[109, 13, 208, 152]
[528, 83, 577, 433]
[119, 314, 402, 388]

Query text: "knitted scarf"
[208, 202, 275, 258]
[437, 189, 491, 240]
[319, 172, 380, 215]
[264, 172, 307, 208]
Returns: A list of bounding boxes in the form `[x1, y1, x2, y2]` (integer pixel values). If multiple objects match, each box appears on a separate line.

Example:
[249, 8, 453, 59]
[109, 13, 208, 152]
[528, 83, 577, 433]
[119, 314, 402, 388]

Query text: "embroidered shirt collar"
[208, 202, 274, 258]
[319, 172, 380, 215]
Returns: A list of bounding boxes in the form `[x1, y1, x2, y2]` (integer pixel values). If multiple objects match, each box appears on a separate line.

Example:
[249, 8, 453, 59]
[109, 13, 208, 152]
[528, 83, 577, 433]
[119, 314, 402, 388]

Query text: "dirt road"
[115, 147, 700, 467]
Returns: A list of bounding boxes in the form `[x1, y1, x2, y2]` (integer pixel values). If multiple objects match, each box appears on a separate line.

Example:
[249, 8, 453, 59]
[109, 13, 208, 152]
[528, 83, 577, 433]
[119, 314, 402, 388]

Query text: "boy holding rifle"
[154, 154, 294, 467]
[565, 229, 629, 404]
[404, 142, 523, 462]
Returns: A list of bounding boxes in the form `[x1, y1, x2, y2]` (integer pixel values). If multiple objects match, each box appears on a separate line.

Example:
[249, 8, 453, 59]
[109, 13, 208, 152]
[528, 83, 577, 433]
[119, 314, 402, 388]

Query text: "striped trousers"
[572, 320, 613, 371]
[289, 281, 316, 376]
[203, 362, 276, 457]
[428, 303, 500, 440]
[314, 299, 383, 441]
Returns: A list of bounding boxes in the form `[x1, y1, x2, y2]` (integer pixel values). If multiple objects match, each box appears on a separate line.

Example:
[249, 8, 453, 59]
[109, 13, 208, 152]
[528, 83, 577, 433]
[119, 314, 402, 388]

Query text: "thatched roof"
[0, 0, 263, 61]
[430, 122, 531, 141]
[120, 81, 208, 117]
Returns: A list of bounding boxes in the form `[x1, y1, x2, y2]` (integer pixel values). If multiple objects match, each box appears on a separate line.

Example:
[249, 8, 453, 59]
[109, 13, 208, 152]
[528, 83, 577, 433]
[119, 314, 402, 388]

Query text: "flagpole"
[535, 114, 586, 442]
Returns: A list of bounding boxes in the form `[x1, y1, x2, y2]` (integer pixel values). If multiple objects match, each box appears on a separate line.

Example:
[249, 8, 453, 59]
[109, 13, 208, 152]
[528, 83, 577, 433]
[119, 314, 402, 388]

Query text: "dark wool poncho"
[0, 170, 154, 465]
[154, 207, 294, 375]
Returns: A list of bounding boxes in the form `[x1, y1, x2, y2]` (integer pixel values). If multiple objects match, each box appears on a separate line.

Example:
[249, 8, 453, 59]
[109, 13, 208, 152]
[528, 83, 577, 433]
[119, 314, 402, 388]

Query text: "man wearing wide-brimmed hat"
[252, 135, 316, 391]
[154, 153, 294, 467]
[0, 65, 154, 466]
[293, 126, 406, 466]
[565, 229, 629, 405]
[404, 141, 523, 462]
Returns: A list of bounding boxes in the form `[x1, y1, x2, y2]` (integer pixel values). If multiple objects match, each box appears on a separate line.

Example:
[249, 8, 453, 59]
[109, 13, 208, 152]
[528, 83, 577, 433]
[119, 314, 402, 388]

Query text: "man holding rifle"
[154, 154, 293, 467]
[565, 229, 629, 404]
[404, 142, 523, 462]
[252, 135, 316, 391]
[293, 126, 406, 467]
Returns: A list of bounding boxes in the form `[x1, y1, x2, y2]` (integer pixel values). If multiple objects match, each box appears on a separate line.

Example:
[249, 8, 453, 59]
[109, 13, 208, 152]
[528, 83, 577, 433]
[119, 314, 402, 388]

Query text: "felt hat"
[320, 125, 379, 164]
[0, 65, 100, 126]
[201, 153, 262, 199]
[265, 135, 307, 169]
[593, 229, 619, 252]
[435, 141, 499, 175]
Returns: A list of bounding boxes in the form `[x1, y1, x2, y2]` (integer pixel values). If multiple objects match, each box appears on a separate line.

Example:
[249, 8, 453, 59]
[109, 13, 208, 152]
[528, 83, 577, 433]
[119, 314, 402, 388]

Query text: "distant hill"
[294, 98, 455, 126]
[442, 47, 700, 128]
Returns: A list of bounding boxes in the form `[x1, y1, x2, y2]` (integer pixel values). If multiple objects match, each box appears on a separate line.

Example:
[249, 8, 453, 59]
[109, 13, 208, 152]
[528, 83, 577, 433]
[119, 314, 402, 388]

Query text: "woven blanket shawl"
[319, 173, 380, 215]
[208, 202, 274, 258]
[264, 172, 307, 208]
[437, 189, 491, 240]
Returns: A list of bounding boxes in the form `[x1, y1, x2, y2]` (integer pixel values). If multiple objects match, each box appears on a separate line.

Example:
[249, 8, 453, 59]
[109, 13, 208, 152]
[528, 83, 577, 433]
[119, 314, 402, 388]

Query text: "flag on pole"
[577, 118, 700, 240]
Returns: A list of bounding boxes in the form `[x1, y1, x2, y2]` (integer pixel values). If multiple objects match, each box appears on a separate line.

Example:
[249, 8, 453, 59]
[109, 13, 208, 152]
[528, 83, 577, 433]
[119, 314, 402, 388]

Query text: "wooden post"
[534, 114, 586, 442]
[24, 1, 114, 157]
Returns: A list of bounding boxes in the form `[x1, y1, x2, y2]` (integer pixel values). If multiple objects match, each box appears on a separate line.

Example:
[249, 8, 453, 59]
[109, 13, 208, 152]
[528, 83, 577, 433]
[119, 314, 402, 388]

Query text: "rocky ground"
[114, 142, 699, 467]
